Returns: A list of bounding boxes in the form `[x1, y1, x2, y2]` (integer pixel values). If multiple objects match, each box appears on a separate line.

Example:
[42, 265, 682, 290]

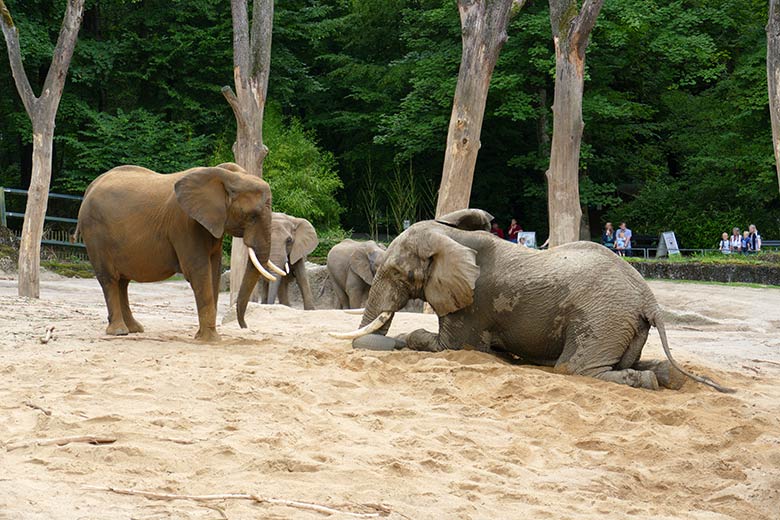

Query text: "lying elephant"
[76, 163, 285, 341]
[326, 239, 386, 309]
[333, 209, 732, 392]
[258, 212, 319, 310]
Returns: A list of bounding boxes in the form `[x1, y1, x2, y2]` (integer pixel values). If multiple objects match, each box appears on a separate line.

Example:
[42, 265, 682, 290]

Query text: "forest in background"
[0, 0, 777, 248]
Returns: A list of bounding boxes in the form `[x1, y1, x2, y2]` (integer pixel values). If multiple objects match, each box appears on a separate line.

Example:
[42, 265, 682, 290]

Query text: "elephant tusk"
[285, 261, 290, 274]
[342, 308, 365, 315]
[266, 260, 287, 276]
[329, 311, 392, 340]
[249, 248, 277, 282]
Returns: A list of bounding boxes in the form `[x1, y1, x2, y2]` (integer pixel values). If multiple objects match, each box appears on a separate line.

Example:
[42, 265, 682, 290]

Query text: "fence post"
[0, 188, 6, 228]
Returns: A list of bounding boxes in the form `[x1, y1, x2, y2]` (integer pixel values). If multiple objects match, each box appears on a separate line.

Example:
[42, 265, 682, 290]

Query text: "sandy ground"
[0, 275, 779, 519]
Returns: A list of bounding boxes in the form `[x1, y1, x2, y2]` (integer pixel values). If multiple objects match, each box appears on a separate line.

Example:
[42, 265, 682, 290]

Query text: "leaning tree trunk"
[768, 0, 780, 193]
[1, 0, 85, 298]
[545, 0, 603, 247]
[435, 0, 524, 217]
[223, 0, 273, 305]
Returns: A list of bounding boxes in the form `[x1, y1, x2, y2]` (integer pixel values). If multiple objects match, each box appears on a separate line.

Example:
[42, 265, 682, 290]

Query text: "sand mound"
[0, 278, 779, 519]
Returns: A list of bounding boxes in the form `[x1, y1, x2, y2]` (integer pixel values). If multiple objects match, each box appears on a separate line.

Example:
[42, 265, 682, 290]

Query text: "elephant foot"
[126, 320, 145, 334]
[195, 327, 221, 343]
[633, 360, 686, 390]
[106, 322, 129, 336]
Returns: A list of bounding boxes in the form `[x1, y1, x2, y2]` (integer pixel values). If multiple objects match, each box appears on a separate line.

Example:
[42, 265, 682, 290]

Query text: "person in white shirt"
[718, 232, 731, 254]
[729, 227, 741, 253]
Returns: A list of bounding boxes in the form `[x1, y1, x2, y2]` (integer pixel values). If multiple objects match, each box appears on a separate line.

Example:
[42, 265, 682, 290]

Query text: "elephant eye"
[286, 237, 293, 244]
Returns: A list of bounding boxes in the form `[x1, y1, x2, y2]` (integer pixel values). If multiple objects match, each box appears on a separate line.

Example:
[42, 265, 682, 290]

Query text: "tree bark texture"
[224, 0, 273, 305]
[545, 0, 603, 248]
[1, 0, 85, 298]
[768, 0, 780, 194]
[435, 0, 523, 218]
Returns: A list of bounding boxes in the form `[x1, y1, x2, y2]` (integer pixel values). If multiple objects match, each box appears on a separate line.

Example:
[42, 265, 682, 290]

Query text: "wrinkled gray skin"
[327, 239, 386, 309]
[259, 212, 319, 310]
[77, 162, 273, 342]
[355, 208, 732, 392]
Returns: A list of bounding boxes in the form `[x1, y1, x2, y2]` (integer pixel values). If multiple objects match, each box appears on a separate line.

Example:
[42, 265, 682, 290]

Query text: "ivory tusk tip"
[267, 260, 287, 277]
[342, 308, 365, 315]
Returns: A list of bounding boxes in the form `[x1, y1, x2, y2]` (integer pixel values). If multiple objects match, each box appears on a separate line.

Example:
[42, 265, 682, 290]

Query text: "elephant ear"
[214, 162, 247, 175]
[350, 248, 375, 285]
[290, 217, 319, 264]
[174, 167, 231, 239]
[421, 232, 480, 317]
[436, 208, 493, 231]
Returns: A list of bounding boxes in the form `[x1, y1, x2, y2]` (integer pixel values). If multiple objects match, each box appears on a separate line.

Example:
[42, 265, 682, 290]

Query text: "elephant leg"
[554, 324, 659, 390]
[260, 279, 270, 304]
[332, 279, 349, 309]
[210, 249, 221, 311]
[97, 273, 129, 336]
[632, 360, 686, 390]
[346, 284, 367, 309]
[278, 278, 291, 307]
[118, 278, 144, 333]
[403, 329, 445, 352]
[293, 261, 315, 310]
[183, 261, 219, 342]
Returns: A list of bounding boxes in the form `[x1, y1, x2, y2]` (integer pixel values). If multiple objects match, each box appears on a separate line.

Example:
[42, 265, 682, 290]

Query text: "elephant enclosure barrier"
[1, 187, 86, 259]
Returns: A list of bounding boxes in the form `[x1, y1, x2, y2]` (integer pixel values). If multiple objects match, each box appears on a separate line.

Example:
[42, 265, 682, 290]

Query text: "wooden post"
[224, 0, 273, 305]
[1, 0, 85, 297]
[545, 0, 603, 247]
[0, 188, 6, 228]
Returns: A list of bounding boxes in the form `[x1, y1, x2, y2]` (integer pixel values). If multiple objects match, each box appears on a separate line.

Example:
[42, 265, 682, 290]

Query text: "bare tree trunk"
[435, 0, 524, 217]
[223, 0, 273, 305]
[545, 0, 603, 247]
[1, 0, 85, 297]
[768, 0, 780, 193]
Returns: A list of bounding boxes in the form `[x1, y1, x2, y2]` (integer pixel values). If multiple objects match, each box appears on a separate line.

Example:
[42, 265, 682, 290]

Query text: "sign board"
[517, 231, 537, 248]
[656, 231, 680, 257]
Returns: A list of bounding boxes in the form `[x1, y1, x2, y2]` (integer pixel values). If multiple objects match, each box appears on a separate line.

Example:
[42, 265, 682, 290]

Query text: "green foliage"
[58, 109, 211, 191]
[310, 226, 350, 264]
[212, 106, 343, 229]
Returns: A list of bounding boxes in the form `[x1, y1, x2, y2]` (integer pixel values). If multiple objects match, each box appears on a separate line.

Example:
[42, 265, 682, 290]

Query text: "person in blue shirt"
[617, 222, 632, 256]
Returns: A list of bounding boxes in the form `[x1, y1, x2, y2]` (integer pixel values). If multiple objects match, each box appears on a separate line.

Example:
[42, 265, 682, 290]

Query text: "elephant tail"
[70, 222, 80, 244]
[649, 310, 735, 393]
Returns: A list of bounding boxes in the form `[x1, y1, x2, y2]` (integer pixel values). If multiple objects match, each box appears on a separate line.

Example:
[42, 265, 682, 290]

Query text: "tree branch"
[221, 85, 248, 133]
[40, 0, 85, 105]
[0, 0, 36, 116]
[572, 0, 604, 51]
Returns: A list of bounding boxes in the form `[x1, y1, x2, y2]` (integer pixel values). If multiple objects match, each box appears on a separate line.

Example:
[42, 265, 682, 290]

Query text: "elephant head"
[173, 162, 282, 322]
[265, 212, 319, 304]
[335, 209, 492, 339]
[350, 241, 386, 286]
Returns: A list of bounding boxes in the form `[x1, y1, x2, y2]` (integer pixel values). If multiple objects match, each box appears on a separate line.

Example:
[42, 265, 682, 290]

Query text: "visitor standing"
[490, 221, 505, 239]
[730, 227, 742, 253]
[615, 230, 627, 257]
[618, 222, 632, 256]
[507, 219, 522, 243]
[602, 222, 615, 250]
[718, 233, 731, 254]
[741, 230, 752, 255]
[748, 224, 762, 253]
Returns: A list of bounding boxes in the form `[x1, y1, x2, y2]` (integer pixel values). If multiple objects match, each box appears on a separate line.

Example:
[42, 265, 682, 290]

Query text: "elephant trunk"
[236, 256, 261, 328]
[266, 276, 282, 305]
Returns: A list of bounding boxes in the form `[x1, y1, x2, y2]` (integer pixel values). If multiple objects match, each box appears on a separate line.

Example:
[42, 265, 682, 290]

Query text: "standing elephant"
[332, 209, 732, 393]
[77, 162, 285, 341]
[326, 239, 386, 309]
[259, 212, 319, 310]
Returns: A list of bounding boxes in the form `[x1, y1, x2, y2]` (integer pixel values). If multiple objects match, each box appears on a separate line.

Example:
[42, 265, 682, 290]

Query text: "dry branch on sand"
[5, 435, 116, 451]
[83, 486, 392, 518]
[40, 325, 55, 344]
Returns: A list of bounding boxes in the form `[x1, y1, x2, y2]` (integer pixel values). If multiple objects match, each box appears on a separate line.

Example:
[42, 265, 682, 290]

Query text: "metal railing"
[0, 187, 85, 248]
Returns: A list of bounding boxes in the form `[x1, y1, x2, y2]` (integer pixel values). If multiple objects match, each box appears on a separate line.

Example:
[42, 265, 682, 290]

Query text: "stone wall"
[630, 261, 780, 286]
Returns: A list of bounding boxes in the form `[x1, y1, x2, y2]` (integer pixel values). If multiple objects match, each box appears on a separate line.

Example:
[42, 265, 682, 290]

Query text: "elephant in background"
[333, 208, 732, 393]
[326, 239, 386, 309]
[258, 212, 319, 310]
[77, 162, 284, 341]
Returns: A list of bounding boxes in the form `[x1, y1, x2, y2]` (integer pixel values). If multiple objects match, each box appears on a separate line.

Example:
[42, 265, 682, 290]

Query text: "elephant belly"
[494, 329, 565, 363]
